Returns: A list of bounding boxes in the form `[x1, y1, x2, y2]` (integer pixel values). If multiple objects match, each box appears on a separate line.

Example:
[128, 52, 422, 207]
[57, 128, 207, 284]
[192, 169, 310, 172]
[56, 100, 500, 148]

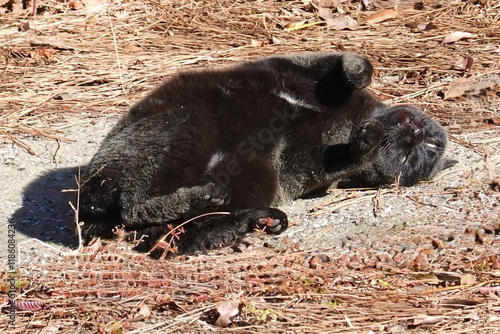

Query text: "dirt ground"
[1, 0, 499, 333]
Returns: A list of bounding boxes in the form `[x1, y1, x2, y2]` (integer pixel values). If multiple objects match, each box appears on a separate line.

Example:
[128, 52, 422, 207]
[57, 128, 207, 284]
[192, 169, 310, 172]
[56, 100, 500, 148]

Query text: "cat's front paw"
[342, 53, 373, 90]
[254, 208, 288, 234]
[352, 119, 384, 161]
[192, 183, 230, 210]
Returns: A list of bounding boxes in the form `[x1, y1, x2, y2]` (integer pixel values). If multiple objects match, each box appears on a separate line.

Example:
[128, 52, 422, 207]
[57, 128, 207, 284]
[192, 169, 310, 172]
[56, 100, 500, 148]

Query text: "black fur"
[78, 52, 448, 254]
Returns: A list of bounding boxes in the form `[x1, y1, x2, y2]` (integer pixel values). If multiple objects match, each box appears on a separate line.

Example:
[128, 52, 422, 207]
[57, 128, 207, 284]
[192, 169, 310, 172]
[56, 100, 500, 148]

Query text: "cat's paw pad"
[192, 183, 229, 210]
[342, 53, 373, 90]
[255, 208, 288, 234]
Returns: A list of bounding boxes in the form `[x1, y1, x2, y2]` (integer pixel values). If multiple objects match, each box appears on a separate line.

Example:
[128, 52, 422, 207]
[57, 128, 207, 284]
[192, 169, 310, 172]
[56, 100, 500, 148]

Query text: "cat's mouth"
[400, 140, 440, 165]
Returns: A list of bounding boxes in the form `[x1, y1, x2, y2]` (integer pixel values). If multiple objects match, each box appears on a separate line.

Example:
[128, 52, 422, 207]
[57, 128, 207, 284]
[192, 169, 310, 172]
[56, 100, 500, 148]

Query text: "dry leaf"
[411, 285, 431, 293]
[250, 39, 265, 47]
[417, 22, 438, 31]
[431, 237, 446, 250]
[404, 22, 418, 29]
[203, 300, 241, 327]
[327, 15, 359, 30]
[270, 36, 281, 45]
[18, 21, 30, 32]
[453, 56, 474, 71]
[137, 304, 151, 319]
[460, 273, 476, 286]
[283, 21, 324, 31]
[409, 251, 431, 271]
[317, 6, 334, 21]
[123, 43, 141, 52]
[434, 272, 461, 284]
[443, 78, 469, 99]
[29, 48, 56, 61]
[366, 9, 399, 24]
[444, 77, 498, 100]
[317, 5, 358, 30]
[68, 0, 85, 10]
[442, 31, 476, 44]
[215, 301, 240, 327]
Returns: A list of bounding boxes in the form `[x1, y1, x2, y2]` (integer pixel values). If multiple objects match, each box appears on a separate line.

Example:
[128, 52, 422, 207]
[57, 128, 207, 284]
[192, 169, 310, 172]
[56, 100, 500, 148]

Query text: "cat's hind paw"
[254, 208, 288, 234]
[342, 53, 373, 90]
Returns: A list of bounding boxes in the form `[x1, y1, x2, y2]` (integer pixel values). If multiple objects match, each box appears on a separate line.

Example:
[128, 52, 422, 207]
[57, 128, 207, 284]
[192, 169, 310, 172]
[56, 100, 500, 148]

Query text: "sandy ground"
[1, 112, 498, 264]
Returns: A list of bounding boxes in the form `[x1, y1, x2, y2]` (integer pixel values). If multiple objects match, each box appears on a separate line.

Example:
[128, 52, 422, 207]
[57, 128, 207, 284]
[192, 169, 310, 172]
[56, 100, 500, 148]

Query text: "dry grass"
[1, 0, 500, 332]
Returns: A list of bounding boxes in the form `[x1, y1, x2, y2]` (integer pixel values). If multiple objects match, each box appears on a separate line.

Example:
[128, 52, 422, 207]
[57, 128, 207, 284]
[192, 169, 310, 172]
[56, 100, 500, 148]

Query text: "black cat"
[78, 52, 448, 254]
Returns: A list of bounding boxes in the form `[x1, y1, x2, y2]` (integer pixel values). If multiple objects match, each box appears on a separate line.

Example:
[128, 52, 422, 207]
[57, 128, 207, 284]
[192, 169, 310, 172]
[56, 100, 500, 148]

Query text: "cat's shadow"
[12, 167, 81, 249]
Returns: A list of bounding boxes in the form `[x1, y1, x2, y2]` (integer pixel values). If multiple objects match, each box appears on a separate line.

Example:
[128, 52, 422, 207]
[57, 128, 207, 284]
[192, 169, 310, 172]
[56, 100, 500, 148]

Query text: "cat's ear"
[341, 52, 373, 90]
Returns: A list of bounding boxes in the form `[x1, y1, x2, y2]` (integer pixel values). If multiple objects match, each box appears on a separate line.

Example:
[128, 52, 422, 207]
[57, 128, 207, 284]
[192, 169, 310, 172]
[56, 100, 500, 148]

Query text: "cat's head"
[353, 105, 450, 186]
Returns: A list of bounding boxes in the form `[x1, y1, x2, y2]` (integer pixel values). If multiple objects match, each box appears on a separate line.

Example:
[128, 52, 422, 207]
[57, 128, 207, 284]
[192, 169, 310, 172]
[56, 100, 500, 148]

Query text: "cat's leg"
[131, 153, 285, 253]
[261, 52, 374, 108]
[133, 207, 288, 254]
[79, 180, 229, 244]
[120, 181, 230, 228]
[177, 207, 288, 254]
[257, 52, 373, 89]
[314, 53, 374, 107]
